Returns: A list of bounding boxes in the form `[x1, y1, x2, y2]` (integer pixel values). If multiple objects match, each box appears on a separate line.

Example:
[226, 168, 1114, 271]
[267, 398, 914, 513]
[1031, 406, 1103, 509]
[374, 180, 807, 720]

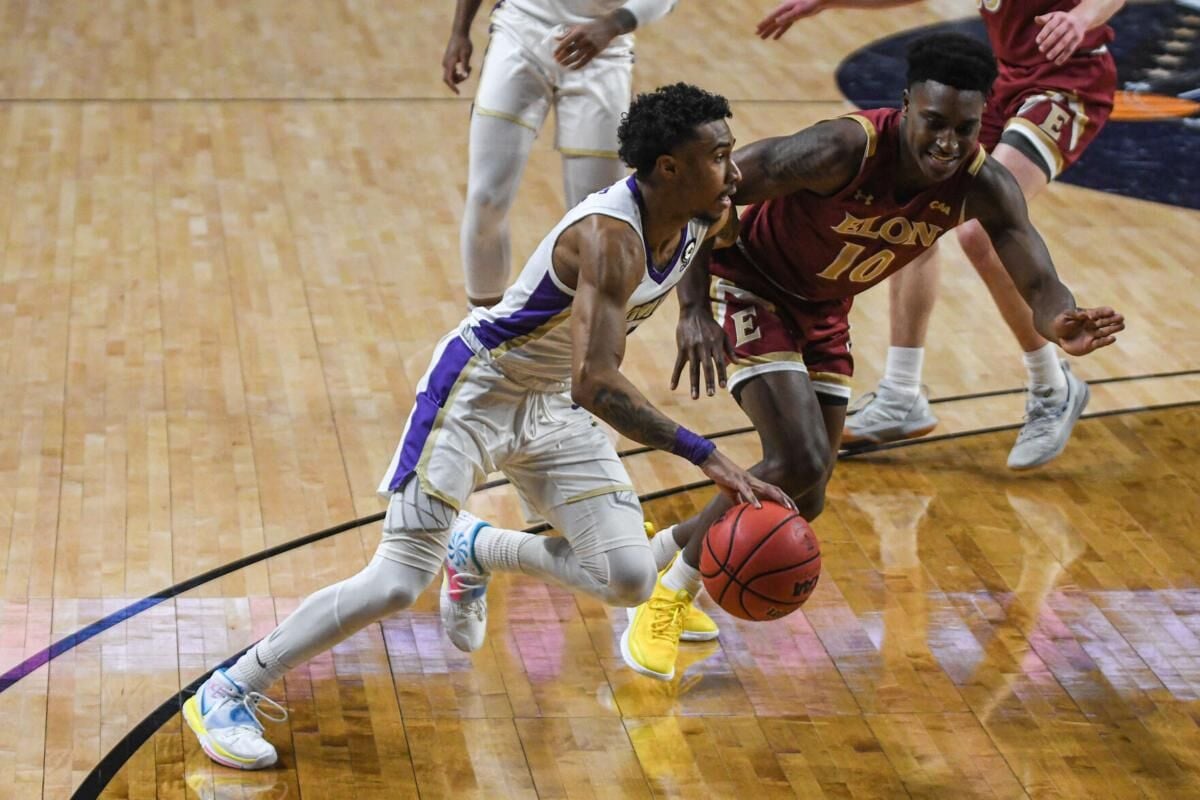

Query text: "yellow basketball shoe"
[621, 575, 692, 681]
[643, 524, 719, 642]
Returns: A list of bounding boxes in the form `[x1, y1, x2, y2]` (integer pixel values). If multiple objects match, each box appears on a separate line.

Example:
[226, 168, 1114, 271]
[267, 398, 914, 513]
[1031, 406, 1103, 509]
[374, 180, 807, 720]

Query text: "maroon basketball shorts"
[982, 50, 1117, 180]
[710, 275, 854, 406]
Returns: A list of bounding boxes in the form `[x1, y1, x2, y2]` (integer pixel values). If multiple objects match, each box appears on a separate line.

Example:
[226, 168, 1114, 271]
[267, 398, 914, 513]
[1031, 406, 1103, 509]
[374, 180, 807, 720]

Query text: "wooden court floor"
[0, 0, 1197, 797]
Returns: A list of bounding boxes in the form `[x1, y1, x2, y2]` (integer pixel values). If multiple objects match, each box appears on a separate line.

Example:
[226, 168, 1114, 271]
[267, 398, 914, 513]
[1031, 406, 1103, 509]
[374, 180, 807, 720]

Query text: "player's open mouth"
[926, 150, 960, 167]
[718, 186, 737, 207]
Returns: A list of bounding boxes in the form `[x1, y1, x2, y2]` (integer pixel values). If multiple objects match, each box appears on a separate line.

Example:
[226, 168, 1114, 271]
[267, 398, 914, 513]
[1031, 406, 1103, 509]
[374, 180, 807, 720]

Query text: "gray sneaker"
[842, 383, 938, 446]
[1007, 363, 1090, 470]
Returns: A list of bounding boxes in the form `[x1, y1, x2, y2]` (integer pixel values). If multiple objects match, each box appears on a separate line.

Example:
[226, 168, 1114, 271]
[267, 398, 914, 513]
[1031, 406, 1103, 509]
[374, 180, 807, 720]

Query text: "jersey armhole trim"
[844, 113, 878, 167]
[547, 210, 644, 296]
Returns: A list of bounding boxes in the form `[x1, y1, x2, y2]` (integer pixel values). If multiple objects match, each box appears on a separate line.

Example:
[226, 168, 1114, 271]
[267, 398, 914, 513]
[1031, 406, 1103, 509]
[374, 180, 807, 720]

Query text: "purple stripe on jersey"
[470, 272, 571, 350]
[625, 175, 689, 285]
[387, 337, 475, 493]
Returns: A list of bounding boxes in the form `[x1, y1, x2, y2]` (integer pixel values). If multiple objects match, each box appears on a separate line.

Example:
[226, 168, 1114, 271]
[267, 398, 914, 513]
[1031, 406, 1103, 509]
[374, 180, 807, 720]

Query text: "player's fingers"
[703, 349, 717, 396]
[571, 51, 596, 70]
[690, 347, 702, 399]
[739, 480, 762, 509]
[715, 352, 729, 389]
[671, 349, 687, 391]
[772, 20, 795, 39]
[1097, 320, 1125, 337]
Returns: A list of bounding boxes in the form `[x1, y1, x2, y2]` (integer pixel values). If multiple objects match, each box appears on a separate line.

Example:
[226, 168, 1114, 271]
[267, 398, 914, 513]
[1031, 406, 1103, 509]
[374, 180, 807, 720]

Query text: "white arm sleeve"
[622, 0, 676, 28]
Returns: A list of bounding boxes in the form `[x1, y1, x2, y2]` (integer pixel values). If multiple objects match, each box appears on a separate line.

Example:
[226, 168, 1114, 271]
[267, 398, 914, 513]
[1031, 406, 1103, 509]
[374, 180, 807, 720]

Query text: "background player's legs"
[561, 154, 625, 209]
[185, 481, 454, 769]
[461, 114, 538, 306]
[843, 250, 942, 445]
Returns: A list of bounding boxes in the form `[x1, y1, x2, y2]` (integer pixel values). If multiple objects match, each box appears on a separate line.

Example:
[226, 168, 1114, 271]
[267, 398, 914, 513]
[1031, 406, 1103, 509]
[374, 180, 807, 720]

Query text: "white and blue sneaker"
[440, 511, 493, 653]
[1007, 363, 1090, 470]
[183, 669, 287, 770]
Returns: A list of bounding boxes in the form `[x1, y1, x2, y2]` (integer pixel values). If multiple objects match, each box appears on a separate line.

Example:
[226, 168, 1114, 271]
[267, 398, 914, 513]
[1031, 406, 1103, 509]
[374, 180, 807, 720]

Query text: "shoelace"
[1016, 392, 1066, 442]
[647, 596, 687, 641]
[225, 691, 289, 732]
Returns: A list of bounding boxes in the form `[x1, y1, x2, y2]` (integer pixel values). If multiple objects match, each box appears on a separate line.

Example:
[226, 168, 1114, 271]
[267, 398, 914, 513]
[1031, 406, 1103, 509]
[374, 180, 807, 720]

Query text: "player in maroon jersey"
[758, 0, 1124, 470]
[621, 33, 1124, 681]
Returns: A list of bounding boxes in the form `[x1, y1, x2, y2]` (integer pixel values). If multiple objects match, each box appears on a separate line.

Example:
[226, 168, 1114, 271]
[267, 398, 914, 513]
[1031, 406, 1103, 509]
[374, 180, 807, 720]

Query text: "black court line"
[9, 372, 1199, 696]
[69, 399, 1200, 798]
[0, 96, 855, 105]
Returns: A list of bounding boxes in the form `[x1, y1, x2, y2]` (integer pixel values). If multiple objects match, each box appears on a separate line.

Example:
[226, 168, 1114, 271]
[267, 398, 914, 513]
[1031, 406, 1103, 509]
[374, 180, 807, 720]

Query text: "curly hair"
[906, 33, 998, 96]
[617, 83, 732, 177]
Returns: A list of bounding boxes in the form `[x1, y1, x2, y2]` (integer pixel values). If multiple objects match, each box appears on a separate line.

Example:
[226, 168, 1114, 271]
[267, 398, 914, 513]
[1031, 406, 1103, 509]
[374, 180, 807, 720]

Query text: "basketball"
[699, 502, 821, 621]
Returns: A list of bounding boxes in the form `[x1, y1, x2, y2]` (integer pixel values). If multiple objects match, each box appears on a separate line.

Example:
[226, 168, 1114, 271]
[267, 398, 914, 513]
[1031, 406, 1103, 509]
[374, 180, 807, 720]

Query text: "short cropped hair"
[617, 83, 732, 177]
[906, 33, 998, 96]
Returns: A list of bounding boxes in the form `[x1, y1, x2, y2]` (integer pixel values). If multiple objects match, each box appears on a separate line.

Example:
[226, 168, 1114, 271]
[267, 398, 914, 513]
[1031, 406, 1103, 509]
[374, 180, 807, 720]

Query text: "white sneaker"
[183, 669, 287, 770]
[842, 383, 938, 446]
[440, 511, 492, 653]
[1007, 363, 1089, 470]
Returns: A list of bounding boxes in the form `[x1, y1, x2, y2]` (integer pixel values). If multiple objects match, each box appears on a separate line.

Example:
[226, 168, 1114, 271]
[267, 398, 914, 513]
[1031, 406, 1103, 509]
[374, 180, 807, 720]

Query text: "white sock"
[649, 525, 682, 571]
[1022, 343, 1067, 402]
[661, 556, 702, 596]
[880, 346, 924, 396]
[228, 639, 287, 694]
[474, 526, 523, 572]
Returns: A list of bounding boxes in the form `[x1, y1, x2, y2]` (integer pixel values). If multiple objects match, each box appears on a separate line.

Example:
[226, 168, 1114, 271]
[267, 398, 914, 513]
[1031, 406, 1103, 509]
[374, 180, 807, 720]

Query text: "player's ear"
[655, 153, 679, 181]
[901, 88, 910, 115]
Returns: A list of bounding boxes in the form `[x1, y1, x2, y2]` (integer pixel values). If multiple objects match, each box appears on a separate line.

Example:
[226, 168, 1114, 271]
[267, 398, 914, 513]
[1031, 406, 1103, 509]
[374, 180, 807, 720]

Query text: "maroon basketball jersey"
[978, 0, 1113, 69]
[719, 108, 986, 304]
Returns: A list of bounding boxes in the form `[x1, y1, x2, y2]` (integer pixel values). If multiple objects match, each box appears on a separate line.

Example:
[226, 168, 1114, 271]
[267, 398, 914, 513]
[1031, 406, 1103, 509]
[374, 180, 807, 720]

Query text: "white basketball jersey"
[458, 176, 709, 392]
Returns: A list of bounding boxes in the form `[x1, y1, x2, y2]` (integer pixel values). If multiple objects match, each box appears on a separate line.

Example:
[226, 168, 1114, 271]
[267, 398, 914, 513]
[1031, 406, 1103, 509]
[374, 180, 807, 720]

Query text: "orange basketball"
[699, 502, 821, 621]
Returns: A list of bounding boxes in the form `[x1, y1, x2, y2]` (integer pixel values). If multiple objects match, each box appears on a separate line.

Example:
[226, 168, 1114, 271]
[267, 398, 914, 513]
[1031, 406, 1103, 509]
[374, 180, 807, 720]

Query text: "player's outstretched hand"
[1035, 11, 1086, 65]
[1053, 306, 1124, 355]
[700, 450, 797, 510]
[442, 34, 473, 94]
[756, 0, 825, 39]
[554, 20, 618, 70]
[672, 307, 738, 399]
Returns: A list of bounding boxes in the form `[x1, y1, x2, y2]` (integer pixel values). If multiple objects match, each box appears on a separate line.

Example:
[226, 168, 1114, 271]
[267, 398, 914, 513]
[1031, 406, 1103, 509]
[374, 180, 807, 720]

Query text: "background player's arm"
[554, 0, 676, 69]
[442, 0, 486, 94]
[731, 119, 865, 206]
[757, 0, 920, 39]
[967, 160, 1124, 355]
[1035, 0, 1125, 64]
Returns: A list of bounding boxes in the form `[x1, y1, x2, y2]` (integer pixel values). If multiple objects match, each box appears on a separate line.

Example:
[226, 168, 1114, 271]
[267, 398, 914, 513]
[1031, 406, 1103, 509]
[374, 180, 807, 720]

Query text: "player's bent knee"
[600, 547, 657, 607]
[762, 450, 830, 499]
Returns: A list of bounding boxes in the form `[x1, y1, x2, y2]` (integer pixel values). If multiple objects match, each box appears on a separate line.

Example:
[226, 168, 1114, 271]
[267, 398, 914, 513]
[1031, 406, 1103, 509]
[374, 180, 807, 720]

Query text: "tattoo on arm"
[591, 385, 677, 452]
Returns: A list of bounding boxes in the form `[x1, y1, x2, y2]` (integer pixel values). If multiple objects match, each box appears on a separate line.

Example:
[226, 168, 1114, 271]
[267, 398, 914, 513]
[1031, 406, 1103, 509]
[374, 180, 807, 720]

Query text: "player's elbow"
[570, 365, 607, 410]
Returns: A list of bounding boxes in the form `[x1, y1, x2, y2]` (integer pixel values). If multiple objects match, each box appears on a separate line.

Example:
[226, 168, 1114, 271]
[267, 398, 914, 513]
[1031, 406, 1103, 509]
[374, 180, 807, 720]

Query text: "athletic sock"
[880, 346, 924, 396]
[1022, 343, 1068, 404]
[661, 556, 701, 596]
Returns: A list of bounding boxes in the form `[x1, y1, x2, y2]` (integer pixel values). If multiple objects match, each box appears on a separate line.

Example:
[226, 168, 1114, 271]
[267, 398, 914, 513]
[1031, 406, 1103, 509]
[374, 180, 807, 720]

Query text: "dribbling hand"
[1052, 306, 1124, 355]
[700, 450, 796, 511]
[756, 0, 826, 40]
[671, 309, 739, 399]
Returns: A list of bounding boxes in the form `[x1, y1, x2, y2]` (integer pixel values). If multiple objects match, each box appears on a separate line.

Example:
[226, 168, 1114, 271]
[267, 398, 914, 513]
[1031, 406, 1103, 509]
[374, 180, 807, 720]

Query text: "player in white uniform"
[443, 0, 678, 307]
[182, 84, 792, 770]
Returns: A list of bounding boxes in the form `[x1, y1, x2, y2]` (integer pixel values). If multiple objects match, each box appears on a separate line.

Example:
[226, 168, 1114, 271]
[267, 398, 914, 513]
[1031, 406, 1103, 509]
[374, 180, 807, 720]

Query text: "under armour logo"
[853, 190, 873, 205]
[929, 201, 951, 215]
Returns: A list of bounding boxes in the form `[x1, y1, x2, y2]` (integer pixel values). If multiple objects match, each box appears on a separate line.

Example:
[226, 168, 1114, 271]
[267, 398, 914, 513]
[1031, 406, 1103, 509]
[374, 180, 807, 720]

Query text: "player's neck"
[632, 178, 692, 250]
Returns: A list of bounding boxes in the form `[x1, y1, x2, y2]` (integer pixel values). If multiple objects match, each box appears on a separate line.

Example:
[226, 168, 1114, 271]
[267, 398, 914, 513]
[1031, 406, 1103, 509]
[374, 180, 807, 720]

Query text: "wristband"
[672, 426, 716, 466]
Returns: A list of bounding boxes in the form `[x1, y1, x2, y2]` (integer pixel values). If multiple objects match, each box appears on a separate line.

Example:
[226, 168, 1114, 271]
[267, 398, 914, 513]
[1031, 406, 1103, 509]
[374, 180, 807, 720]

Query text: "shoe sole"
[1008, 380, 1090, 470]
[625, 607, 718, 642]
[842, 420, 938, 446]
[182, 695, 276, 770]
[619, 626, 674, 681]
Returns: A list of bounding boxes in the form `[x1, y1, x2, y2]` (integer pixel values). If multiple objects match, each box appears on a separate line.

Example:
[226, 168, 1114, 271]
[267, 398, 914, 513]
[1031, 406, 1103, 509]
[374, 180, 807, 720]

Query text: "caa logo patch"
[681, 239, 698, 267]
